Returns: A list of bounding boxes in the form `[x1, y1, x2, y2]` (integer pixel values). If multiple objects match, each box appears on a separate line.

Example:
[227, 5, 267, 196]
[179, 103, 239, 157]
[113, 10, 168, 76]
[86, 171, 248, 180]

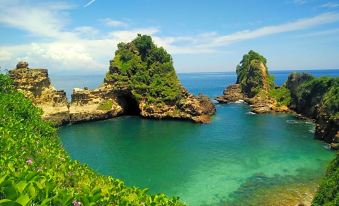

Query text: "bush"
[312, 153, 339, 206]
[0, 73, 184, 205]
[269, 87, 291, 106]
[97, 100, 113, 111]
[294, 77, 338, 117]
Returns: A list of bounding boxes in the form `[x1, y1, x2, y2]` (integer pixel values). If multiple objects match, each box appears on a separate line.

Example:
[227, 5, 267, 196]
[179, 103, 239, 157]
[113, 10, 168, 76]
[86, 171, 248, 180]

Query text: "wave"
[235, 99, 245, 103]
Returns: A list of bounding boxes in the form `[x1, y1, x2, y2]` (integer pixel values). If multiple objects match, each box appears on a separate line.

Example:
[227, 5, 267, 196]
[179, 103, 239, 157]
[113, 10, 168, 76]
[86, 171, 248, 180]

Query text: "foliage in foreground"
[0, 73, 183, 205]
[105, 34, 182, 103]
[312, 153, 339, 206]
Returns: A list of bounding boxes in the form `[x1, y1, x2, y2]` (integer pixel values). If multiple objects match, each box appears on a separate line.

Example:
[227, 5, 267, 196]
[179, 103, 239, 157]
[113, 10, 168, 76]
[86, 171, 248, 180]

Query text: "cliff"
[285, 73, 339, 148]
[9, 62, 69, 125]
[216, 50, 289, 113]
[73, 34, 215, 123]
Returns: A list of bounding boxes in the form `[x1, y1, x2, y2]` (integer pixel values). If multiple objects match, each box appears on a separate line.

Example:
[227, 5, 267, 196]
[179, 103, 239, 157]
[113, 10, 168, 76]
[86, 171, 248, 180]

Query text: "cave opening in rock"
[118, 93, 141, 115]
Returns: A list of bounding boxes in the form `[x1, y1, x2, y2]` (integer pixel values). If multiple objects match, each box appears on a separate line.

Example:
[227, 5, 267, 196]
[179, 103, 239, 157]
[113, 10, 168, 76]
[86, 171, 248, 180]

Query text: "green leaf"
[28, 183, 36, 198]
[0, 199, 22, 206]
[16, 181, 28, 193]
[16, 194, 30, 206]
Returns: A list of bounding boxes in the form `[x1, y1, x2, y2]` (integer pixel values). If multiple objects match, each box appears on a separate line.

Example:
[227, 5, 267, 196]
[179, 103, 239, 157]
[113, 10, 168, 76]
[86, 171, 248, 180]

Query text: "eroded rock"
[9, 66, 69, 125]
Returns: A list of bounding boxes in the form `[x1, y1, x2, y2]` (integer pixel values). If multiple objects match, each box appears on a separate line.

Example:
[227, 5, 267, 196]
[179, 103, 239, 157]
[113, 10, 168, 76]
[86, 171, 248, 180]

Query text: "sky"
[0, 0, 339, 74]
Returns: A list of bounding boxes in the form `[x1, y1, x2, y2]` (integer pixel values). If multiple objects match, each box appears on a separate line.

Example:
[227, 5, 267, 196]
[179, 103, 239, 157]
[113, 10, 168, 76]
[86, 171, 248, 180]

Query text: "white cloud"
[0, 50, 12, 61]
[321, 2, 339, 8]
[0, 1, 75, 40]
[100, 18, 128, 27]
[84, 0, 96, 8]
[182, 12, 338, 51]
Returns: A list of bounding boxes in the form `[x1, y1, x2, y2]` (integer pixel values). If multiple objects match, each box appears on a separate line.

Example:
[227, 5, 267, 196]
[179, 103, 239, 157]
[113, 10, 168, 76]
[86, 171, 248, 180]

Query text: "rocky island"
[216, 50, 339, 149]
[9, 35, 215, 125]
[216, 50, 290, 113]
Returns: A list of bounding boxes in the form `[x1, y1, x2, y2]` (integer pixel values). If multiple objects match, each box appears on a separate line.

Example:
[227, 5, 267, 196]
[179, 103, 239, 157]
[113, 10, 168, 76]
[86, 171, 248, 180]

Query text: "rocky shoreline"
[216, 83, 290, 114]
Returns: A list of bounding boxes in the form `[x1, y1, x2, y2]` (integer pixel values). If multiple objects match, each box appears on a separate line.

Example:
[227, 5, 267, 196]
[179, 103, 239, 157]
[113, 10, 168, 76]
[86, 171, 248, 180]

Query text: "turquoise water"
[58, 70, 337, 205]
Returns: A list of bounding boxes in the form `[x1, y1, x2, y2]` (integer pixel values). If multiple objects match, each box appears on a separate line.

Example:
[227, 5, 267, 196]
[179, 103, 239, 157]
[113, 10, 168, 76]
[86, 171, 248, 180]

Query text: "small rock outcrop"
[9, 66, 69, 125]
[216, 50, 289, 113]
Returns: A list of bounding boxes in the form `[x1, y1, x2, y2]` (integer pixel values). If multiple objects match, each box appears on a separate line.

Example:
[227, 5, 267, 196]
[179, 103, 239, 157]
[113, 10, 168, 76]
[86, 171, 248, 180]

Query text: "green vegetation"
[269, 87, 291, 106]
[0, 73, 183, 205]
[294, 76, 339, 117]
[97, 100, 113, 111]
[312, 153, 339, 206]
[236, 50, 274, 97]
[105, 34, 182, 103]
[321, 86, 339, 120]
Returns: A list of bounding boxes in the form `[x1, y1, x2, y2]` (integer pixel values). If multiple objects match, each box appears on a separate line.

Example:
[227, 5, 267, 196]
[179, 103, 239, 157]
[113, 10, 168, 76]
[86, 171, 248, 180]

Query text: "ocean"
[57, 69, 338, 205]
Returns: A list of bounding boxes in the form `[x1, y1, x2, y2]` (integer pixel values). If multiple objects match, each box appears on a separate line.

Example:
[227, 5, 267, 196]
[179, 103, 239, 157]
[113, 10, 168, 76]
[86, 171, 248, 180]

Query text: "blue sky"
[0, 0, 339, 74]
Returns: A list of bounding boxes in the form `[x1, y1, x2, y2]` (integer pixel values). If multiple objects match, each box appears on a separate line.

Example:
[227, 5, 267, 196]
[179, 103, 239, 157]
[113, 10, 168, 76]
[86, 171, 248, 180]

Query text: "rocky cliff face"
[216, 50, 289, 113]
[285, 73, 339, 149]
[9, 62, 69, 125]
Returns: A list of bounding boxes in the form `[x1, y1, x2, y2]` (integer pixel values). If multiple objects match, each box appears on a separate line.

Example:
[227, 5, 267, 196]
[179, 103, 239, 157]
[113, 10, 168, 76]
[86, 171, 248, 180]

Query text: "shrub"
[269, 87, 291, 106]
[312, 153, 339, 206]
[97, 100, 113, 111]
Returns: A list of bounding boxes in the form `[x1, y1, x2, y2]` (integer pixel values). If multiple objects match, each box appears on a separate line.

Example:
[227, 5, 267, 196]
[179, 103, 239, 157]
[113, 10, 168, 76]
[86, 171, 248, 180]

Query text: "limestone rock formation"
[216, 50, 289, 113]
[9, 66, 69, 125]
[69, 86, 124, 122]
[67, 35, 215, 123]
[215, 84, 245, 103]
